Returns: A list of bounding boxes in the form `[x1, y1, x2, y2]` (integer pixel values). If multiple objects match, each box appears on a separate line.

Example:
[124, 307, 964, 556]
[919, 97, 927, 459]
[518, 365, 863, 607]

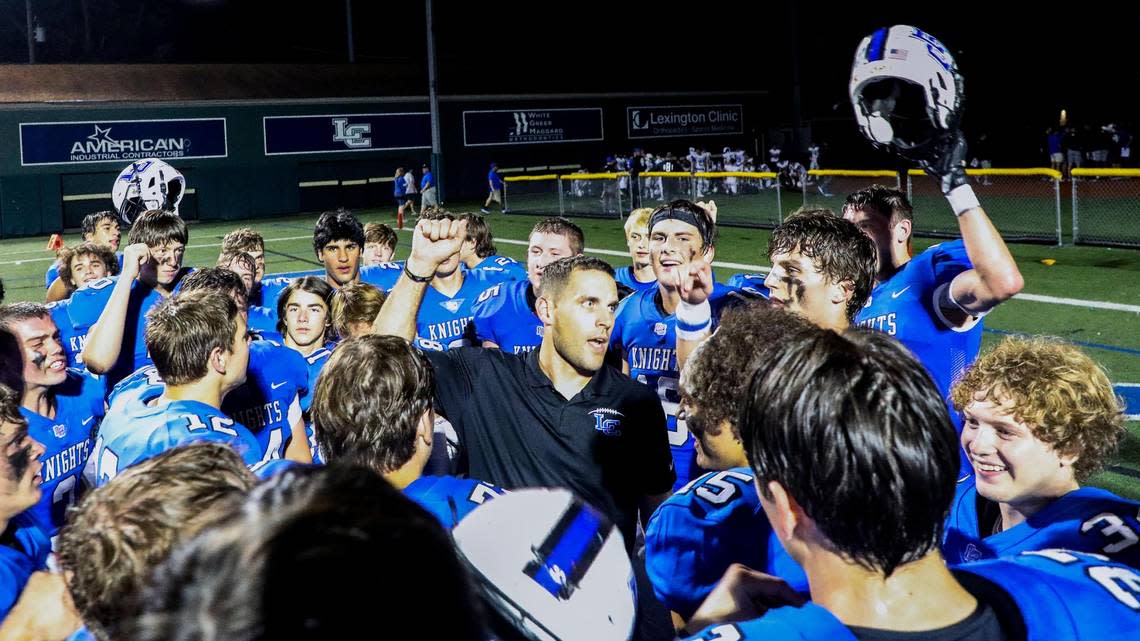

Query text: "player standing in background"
[219, 228, 266, 305]
[51, 242, 120, 301]
[0, 385, 49, 621]
[481, 162, 506, 214]
[646, 303, 812, 630]
[944, 337, 1138, 567]
[362, 222, 399, 265]
[457, 213, 527, 282]
[394, 167, 408, 224]
[469, 217, 584, 354]
[311, 334, 503, 528]
[614, 208, 658, 293]
[77, 210, 193, 387]
[402, 166, 418, 217]
[611, 200, 748, 491]
[277, 276, 335, 462]
[681, 326, 1140, 641]
[45, 211, 123, 303]
[89, 292, 263, 485]
[0, 303, 103, 537]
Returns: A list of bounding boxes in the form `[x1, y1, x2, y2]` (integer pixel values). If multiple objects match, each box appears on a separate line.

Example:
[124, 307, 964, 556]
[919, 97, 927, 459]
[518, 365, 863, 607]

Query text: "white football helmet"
[453, 488, 635, 641]
[849, 25, 964, 157]
[112, 158, 186, 225]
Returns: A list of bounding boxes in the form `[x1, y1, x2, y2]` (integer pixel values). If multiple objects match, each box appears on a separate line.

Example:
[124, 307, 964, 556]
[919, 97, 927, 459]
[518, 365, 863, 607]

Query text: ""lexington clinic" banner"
[626, 105, 743, 139]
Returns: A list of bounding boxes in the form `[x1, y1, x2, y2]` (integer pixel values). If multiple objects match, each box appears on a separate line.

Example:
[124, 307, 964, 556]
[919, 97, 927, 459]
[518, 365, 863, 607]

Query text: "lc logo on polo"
[590, 408, 624, 437]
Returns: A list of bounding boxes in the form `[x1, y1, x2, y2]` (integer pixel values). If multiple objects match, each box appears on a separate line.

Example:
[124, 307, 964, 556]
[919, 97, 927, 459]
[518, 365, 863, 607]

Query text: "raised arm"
[81, 243, 149, 374]
[371, 218, 468, 341]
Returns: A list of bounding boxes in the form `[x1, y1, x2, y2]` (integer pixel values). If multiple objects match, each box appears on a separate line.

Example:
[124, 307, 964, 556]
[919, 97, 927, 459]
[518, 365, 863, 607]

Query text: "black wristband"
[403, 263, 434, 283]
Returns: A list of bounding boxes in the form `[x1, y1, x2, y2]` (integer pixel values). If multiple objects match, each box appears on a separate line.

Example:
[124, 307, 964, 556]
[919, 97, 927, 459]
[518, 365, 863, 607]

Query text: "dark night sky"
[1, 1, 1136, 161]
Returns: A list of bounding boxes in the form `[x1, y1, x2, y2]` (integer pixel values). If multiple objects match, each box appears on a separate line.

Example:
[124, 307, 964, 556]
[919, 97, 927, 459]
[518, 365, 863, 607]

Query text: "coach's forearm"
[80, 278, 133, 373]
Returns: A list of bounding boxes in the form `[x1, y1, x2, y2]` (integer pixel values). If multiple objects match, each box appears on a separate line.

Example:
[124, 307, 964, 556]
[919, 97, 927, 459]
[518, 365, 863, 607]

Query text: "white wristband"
[676, 299, 712, 339]
[946, 184, 980, 217]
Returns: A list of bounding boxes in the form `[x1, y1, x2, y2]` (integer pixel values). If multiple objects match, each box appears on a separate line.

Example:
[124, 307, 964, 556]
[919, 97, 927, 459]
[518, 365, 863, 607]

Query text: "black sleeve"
[423, 348, 477, 428]
[627, 385, 676, 495]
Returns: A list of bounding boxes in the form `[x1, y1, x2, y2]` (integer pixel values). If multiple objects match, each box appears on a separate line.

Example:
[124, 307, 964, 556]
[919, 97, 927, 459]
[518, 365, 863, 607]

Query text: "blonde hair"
[951, 337, 1125, 480]
[624, 208, 653, 237]
[330, 282, 387, 338]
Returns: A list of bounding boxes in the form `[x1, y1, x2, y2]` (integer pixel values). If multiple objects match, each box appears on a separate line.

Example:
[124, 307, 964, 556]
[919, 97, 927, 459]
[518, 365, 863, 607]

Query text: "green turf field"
[2, 201, 1138, 497]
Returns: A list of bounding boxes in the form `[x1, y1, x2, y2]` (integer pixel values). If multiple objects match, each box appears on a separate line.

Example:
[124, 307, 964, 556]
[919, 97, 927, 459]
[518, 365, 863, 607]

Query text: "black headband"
[648, 205, 714, 247]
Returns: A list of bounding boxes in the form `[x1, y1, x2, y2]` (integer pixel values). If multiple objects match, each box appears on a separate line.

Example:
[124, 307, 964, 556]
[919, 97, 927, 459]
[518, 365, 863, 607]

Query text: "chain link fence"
[906, 169, 1062, 245]
[1072, 169, 1140, 248]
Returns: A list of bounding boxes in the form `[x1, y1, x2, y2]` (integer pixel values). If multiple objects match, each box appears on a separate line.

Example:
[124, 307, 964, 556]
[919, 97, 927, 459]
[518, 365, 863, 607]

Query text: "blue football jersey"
[258, 269, 324, 311]
[0, 513, 51, 620]
[222, 339, 307, 461]
[111, 341, 307, 464]
[469, 255, 527, 283]
[19, 370, 103, 535]
[683, 550, 1140, 641]
[943, 476, 1140, 567]
[611, 284, 753, 491]
[403, 475, 505, 529]
[646, 467, 808, 619]
[67, 273, 189, 387]
[248, 305, 282, 341]
[401, 270, 504, 351]
[614, 266, 658, 294]
[89, 398, 263, 486]
[469, 280, 543, 354]
[291, 343, 335, 465]
[47, 299, 87, 370]
[854, 240, 981, 404]
[358, 262, 404, 292]
[725, 273, 772, 298]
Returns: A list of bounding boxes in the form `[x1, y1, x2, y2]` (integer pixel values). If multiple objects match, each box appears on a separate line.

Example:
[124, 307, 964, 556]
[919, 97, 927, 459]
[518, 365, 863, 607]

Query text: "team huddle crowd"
[0, 24, 1138, 641]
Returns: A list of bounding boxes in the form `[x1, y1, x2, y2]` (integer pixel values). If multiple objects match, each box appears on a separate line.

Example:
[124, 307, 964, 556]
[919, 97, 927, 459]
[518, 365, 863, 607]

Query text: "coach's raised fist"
[407, 217, 468, 275]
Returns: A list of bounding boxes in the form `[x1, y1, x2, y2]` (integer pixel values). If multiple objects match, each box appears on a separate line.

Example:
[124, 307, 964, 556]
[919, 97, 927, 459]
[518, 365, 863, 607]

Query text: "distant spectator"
[420, 163, 438, 209]
[1063, 126, 1083, 177]
[481, 162, 506, 214]
[402, 167, 418, 216]
[628, 148, 647, 209]
[1089, 126, 1112, 167]
[394, 167, 408, 219]
[1047, 127, 1063, 173]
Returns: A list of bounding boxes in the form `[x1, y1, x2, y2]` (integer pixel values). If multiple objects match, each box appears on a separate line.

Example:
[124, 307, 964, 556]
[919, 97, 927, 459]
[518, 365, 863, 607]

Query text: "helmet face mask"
[112, 158, 186, 225]
[850, 25, 964, 160]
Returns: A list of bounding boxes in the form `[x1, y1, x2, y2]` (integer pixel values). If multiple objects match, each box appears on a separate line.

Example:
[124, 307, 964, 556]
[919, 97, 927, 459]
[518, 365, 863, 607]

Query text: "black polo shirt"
[424, 347, 674, 548]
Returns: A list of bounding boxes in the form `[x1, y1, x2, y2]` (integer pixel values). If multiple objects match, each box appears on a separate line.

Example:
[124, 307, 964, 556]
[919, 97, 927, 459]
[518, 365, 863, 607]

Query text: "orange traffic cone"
[46, 234, 64, 252]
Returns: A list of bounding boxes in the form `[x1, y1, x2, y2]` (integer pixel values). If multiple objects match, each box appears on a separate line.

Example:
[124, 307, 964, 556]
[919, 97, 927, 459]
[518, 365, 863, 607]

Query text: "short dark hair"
[130, 464, 485, 641]
[275, 276, 334, 335]
[179, 267, 248, 310]
[220, 227, 264, 255]
[313, 209, 365, 256]
[363, 222, 398, 251]
[56, 242, 121, 290]
[81, 211, 120, 239]
[128, 210, 188, 248]
[681, 302, 816, 440]
[0, 302, 52, 332]
[538, 255, 614, 301]
[146, 291, 242, 386]
[459, 213, 497, 258]
[312, 335, 435, 474]
[768, 208, 877, 321]
[531, 217, 585, 255]
[843, 184, 914, 225]
[740, 328, 960, 577]
[57, 443, 254, 641]
[648, 199, 718, 249]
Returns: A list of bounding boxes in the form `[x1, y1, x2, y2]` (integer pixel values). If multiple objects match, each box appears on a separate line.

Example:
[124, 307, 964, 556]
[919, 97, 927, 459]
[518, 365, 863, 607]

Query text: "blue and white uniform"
[469, 280, 543, 354]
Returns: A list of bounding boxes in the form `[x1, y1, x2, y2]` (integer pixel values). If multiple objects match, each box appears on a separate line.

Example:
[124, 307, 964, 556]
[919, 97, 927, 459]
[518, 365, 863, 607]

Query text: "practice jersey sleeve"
[404, 475, 505, 529]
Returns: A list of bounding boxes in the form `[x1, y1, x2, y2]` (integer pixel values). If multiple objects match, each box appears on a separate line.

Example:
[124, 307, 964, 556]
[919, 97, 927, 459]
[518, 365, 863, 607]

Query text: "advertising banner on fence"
[20, 118, 228, 166]
[462, 108, 604, 147]
[626, 104, 743, 139]
[263, 112, 431, 156]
